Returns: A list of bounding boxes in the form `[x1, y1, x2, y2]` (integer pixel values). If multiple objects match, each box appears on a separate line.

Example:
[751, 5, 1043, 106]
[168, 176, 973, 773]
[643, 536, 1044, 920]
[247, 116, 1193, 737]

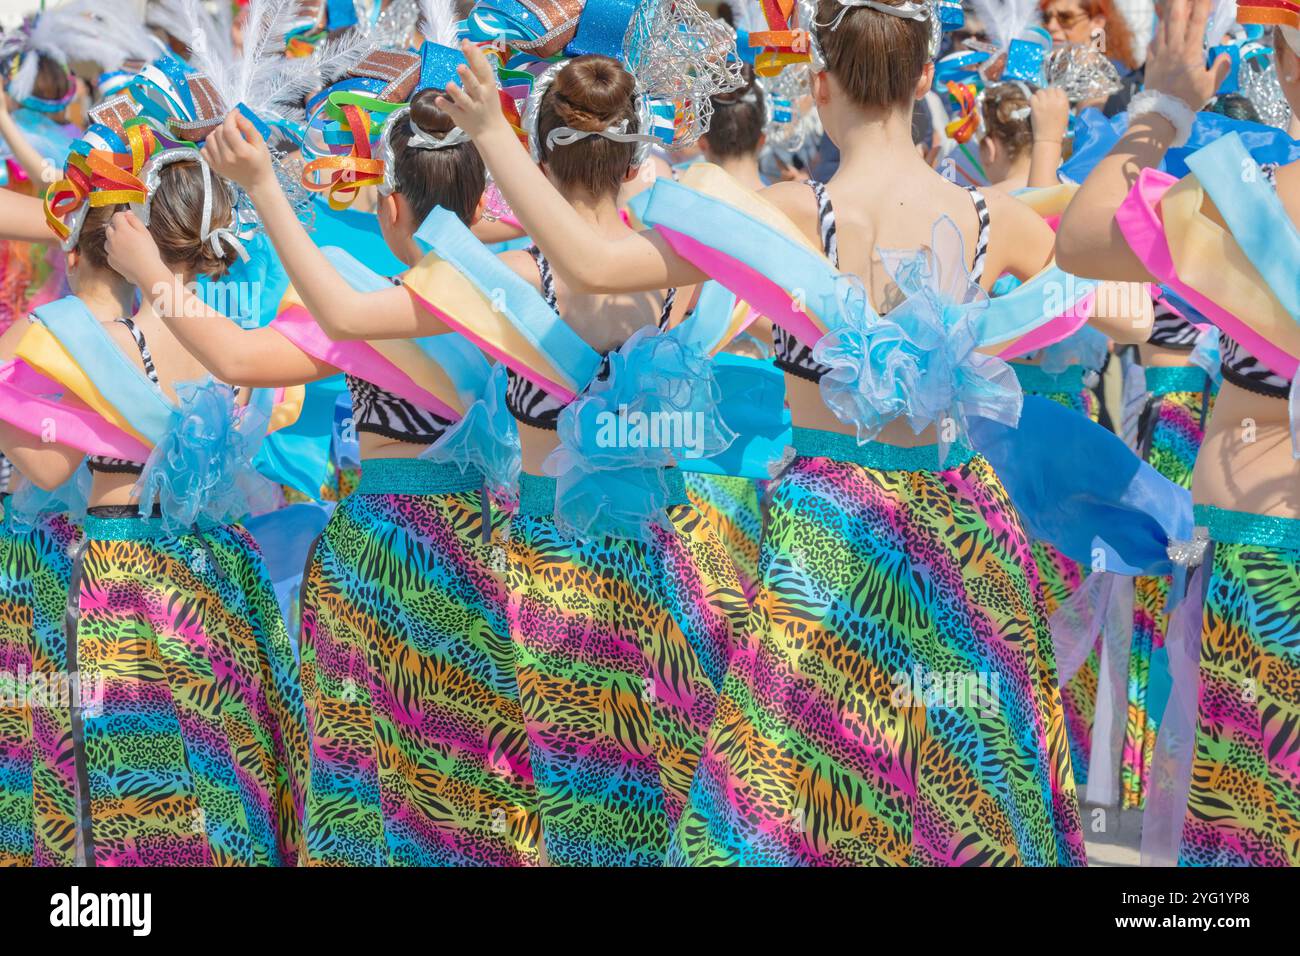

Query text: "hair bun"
[410, 88, 459, 138]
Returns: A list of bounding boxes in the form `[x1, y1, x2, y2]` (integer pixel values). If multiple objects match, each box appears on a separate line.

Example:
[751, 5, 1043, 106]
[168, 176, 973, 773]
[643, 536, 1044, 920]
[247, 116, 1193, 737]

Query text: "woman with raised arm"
[207, 22, 753, 858]
[432, 0, 1130, 864]
[0, 124, 307, 866]
[109, 46, 547, 862]
[1057, 0, 1299, 866]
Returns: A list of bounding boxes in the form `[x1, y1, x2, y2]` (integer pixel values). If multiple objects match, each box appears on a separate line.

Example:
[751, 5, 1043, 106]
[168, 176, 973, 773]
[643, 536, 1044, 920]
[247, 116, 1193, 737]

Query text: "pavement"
[1082, 804, 1144, 867]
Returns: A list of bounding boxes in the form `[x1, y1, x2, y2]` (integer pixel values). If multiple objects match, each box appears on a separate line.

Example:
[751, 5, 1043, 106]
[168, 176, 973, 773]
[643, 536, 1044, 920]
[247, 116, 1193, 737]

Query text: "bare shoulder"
[498, 247, 543, 292]
[758, 179, 819, 234]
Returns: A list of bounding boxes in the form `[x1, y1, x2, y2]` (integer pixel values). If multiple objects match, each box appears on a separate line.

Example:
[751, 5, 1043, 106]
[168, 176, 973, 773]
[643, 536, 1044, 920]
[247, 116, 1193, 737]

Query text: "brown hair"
[2, 53, 71, 104]
[74, 159, 239, 279]
[981, 83, 1032, 159]
[705, 65, 766, 160]
[388, 88, 486, 225]
[814, 0, 930, 110]
[536, 55, 639, 198]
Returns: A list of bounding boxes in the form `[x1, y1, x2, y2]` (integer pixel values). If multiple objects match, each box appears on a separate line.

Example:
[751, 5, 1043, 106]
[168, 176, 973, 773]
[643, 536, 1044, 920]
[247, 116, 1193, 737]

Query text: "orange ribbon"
[45, 123, 158, 241]
[301, 103, 385, 210]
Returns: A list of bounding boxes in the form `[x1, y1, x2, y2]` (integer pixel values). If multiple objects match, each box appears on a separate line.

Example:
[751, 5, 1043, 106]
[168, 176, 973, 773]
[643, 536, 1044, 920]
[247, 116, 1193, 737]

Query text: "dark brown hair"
[75, 159, 239, 279]
[981, 83, 1032, 159]
[2, 53, 70, 104]
[536, 55, 638, 198]
[705, 65, 765, 160]
[815, 0, 930, 109]
[389, 88, 486, 225]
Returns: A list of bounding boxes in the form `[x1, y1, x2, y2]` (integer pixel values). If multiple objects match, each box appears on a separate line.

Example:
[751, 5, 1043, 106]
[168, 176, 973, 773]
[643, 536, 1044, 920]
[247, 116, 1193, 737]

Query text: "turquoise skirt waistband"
[516, 469, 690, 519]
[1195, 504, 1300, 552]
[83, 513, 225, 541]
[1145, 364, 1211, 397]
[1012, 363, 1089, 395]
[357, 457, 485, 496]
[791, 426, 975, 471]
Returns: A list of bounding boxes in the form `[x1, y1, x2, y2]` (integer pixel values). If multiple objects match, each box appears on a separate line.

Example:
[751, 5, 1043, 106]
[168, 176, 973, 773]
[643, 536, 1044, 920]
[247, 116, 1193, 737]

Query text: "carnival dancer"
[0, 100, 308, 865]
[107, 0, 545, 866]
[427, 0, 1170, 863]
[1058, 0, 1300, 866]
[245, 0, 753, 862]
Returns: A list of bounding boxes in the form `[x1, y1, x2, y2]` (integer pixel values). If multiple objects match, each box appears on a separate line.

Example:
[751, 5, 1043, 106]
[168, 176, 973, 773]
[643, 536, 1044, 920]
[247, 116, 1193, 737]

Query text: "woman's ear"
[915, 63, 935, 100]
[812, 69, 831, 107]
[471, 192, 486, 227]
[378, 191, 402, 230]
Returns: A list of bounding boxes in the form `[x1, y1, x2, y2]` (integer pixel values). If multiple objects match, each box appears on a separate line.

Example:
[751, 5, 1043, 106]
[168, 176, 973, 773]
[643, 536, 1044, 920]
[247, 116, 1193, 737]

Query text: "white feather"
[418, 0, 460, 47]
[730, 0, 763, 35]
[1206, 0, 1238, 45]
[967, 0, 1039, 52]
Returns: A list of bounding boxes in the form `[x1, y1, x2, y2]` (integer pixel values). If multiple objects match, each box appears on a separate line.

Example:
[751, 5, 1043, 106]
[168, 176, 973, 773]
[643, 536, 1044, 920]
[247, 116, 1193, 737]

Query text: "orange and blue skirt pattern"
[507, 472, 748, 866]
[684, 472, 766, 601]
[0, 506, 78, 866]
[298, 458, 541, 866]
[1179, 507, 1300, 867]
[65, 512, 308, 866]
[671, 429, 1086, 866]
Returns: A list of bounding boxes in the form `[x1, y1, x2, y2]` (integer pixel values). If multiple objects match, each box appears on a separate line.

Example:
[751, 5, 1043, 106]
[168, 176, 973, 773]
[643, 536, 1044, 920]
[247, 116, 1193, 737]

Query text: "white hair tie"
[407, 115, 469, 150]
[545, 119, 658, 150]
[815, 0, 930, 33]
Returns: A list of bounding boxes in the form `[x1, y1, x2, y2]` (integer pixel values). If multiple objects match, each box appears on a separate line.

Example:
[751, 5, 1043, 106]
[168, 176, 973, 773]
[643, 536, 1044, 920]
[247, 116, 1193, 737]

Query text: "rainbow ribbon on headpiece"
[1235, 0, 1300, 27]
[44, 121, 159, 242]
[944, 81, 979, 143]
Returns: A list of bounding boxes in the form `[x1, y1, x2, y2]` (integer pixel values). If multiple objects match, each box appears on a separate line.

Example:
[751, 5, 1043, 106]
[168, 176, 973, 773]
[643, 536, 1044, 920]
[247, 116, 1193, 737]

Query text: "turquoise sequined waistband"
[1145, 365, 1211, 397]
[791, 426, 975, 471]
[357, 457, 485, 496]
[516, 469, 689, 518]
[1195, 504, 1300, 552]
[82, 513, 226, 542]
[1012, 363, 1089, 395]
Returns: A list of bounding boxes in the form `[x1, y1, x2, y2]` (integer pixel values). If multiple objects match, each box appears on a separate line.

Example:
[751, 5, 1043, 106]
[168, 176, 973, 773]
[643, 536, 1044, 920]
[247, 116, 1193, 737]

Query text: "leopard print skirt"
[669, 429, 1087, 866]
[0, 505, 79, 866]
[506, 472, 749, 866]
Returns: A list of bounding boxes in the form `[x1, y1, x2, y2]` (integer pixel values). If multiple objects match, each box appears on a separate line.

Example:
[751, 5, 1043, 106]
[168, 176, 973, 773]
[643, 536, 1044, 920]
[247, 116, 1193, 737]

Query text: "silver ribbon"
[815, 0, 930, 33]
[545, 119, 658, 150]
[132, 148, 249, 263]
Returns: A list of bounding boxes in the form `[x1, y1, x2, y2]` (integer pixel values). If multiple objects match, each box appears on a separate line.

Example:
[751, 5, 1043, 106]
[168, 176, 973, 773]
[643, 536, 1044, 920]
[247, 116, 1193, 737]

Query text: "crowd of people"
[0, 0, 1293, 868]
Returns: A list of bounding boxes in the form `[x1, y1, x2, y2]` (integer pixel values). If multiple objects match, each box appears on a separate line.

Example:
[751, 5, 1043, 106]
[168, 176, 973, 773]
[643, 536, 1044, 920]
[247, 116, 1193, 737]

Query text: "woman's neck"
[565, 190, 626, 236]
[711, 153, 764, 191]
[72, 269, 136, 323]
[994, 151, 1032, 189]
[831, 107, 929, 180]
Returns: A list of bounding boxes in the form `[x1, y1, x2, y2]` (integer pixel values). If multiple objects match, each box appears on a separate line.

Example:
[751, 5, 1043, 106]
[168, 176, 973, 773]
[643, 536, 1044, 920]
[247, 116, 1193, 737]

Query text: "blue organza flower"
[136, 379, 278, 532]
[1035, 325, 1109, 376]
[812, 216, 1022, 454]
[544, 326, 736, 542]
[7, 464, 91, 533]
[423, 363, 522, 502]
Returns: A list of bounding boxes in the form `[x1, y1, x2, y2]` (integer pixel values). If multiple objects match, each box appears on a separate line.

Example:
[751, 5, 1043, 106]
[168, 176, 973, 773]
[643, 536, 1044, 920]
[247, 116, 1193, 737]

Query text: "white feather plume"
[1, 0, 159, 102]
[967, 0, 1039, 52]
[730, 0, 764, 35]
[418, 0, 460, 47]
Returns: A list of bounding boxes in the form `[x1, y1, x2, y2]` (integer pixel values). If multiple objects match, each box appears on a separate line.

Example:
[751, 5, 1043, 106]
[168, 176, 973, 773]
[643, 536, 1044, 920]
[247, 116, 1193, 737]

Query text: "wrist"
[1128, 89, 1195, 147]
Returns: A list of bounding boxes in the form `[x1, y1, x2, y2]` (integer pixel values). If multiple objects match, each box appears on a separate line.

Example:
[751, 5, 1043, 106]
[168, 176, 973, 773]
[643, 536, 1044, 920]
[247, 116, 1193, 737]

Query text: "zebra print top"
[504, 245, 677, 430]
[0, 454, 11, 495]
[1216, 162, 1293, 399]
[87, 316, 161, 476]
[1145, 296, 1200, 349]
[346, 276, 453, 444]
[772, 180, 991, 383]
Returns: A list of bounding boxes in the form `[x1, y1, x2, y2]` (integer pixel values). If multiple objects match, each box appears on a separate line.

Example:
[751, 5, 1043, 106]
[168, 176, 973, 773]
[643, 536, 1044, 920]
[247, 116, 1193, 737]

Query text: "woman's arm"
[201, 113, 441, 342]
[0, 418, 85, 491]
[0, 188, 53, 244]
[1026, 88, 1068, 189]
[1056, 0, 1231, 280]
[439, 42, 707, 294]
[0, 87, 55, 191]
[104, 211, 339, 385]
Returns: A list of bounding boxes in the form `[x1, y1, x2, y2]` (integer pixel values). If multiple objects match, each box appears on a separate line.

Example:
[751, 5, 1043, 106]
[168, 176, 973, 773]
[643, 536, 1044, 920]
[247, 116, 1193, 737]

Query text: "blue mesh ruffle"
[6, 464, 91, 533]
[813, 216, 1022, 456]
[135, 379, 279, 533]
[422, 363, 522, 501]
[543, 326, 736, 541]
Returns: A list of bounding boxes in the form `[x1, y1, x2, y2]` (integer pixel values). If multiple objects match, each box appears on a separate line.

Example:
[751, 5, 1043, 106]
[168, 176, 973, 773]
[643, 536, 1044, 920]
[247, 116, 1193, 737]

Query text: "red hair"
[1040, 0, 1137, 71]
